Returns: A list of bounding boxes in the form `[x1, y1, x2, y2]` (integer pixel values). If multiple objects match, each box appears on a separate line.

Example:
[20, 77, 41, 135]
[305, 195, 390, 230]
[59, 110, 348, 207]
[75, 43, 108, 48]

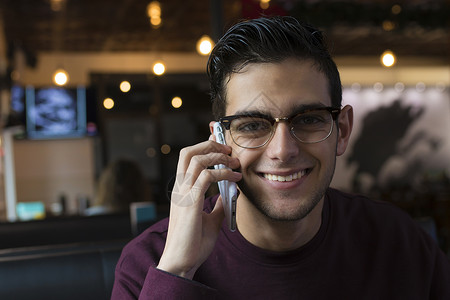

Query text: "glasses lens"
[291, 109, 333, 143]
[229, 116, 273, 148]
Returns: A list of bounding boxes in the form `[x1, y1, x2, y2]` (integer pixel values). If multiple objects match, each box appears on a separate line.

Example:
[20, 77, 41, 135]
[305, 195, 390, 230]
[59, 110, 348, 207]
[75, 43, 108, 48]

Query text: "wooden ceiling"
[1, 0, 449, 64]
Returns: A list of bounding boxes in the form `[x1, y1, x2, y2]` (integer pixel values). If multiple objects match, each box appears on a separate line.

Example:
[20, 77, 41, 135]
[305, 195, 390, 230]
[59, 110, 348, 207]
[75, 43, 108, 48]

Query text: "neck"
[236, 196, 324, 252]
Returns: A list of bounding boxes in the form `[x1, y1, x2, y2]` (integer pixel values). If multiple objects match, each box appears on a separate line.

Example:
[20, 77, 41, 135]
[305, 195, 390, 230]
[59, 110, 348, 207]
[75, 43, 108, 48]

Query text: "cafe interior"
[0, 0, 449, 298]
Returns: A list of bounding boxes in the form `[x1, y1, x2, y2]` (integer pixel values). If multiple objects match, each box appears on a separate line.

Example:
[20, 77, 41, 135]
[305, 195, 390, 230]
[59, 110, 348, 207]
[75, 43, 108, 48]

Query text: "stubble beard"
[237, 159, 336, 223]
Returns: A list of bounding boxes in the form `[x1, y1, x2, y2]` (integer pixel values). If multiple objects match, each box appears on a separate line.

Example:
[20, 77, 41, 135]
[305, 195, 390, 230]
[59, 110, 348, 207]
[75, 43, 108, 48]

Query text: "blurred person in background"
[85, 158, 149, 216]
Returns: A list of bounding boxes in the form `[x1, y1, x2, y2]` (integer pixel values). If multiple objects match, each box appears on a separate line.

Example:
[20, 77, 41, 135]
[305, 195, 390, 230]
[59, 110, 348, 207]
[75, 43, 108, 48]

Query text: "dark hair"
[95, 158, 148, 212]
[207, 16, 342, 119]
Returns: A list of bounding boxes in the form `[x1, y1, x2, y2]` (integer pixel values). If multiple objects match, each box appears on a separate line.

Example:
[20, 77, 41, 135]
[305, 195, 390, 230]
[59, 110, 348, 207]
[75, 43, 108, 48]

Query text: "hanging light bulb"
[50, 0, 65, 12]
[260, 0, 270, 10]
[171, 96, 182, 108]
[380, 50, 396, 67]
[153, 61, 165, 76]
[147, 1, 162, 28]
[103, 98, 115, 109]
[53, 68, 69, 86]
[147, 1, 161, 18]
[196, 35, 214, 56]
[120, 81, 131, 93]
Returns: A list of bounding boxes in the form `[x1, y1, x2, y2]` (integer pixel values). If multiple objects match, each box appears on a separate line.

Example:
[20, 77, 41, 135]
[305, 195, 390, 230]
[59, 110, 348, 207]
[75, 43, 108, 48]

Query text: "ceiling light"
[380, 50, 396, 67]
[120, 81, 131, 93]
[351, 83, 361, 92]
[382, 20, 395, 31]
[50, 0, 65, 12]
[394, 82, 405, 93]
[260, 0, 270, 10]
[436, 82, 446, 93]
[171, 96, 182, 108]
[147, 1, 161, 18]
[196, 35, 214, 56]
[146, 147, 157, 158]
[416, 82, 426, 93]
[147, 1, 162, 29]
[150, 16, 161, 27]
[161, 144, 171, 155]
[373, 82, 384, 93]
[153, 62, 165, 76]
[391, 4, 402, 15]
[103, 98, 115, 109]
[53, 69, 69, 86]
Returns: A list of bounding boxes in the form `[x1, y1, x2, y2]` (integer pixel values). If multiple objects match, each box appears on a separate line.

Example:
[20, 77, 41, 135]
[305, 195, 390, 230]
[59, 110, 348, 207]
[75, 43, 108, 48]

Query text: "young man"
[112, 16, 450, 299]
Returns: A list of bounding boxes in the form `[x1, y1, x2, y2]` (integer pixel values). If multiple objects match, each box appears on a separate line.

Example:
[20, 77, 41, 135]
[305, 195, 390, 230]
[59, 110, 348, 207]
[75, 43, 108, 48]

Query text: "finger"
[196, 167, 241, 191]
[183, 152, 240, 185]
[171, 166, 241, 210]
[177, 140, 231, 175]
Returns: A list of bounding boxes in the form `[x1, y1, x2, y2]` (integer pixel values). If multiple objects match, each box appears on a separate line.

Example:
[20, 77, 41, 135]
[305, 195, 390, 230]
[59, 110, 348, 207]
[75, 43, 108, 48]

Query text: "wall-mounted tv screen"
[26, 86, 86, 139]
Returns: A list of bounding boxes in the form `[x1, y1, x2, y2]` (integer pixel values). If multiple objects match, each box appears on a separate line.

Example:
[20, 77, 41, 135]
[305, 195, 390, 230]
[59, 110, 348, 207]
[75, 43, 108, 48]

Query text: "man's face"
[224, 58, 351, 222]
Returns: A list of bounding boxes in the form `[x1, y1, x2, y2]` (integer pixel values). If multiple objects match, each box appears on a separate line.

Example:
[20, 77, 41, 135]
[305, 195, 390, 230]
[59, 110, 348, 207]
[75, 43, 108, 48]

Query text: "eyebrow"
[233, 102, 328, 118]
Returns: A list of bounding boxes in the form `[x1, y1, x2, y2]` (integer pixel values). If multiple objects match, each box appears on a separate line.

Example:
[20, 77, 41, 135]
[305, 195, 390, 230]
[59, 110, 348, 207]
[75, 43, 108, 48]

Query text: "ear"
[209, 121, 216, 136]
[336, 105, 353, 156]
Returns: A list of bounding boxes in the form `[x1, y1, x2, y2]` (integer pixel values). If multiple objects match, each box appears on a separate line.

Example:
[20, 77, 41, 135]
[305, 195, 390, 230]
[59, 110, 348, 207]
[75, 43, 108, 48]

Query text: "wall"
[13, 137, 95, 215]
[332, 84, 450, 193]
[17, 52, 450, 87]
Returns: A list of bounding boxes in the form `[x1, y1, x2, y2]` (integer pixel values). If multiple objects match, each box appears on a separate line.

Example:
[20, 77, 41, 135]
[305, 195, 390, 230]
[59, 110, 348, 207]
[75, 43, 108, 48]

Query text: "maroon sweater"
[112, 188, 450, 299]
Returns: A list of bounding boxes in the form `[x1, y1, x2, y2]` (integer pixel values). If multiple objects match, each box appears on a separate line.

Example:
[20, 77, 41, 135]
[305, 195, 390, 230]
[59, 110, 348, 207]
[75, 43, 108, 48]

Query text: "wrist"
[157, 258, 197, 280]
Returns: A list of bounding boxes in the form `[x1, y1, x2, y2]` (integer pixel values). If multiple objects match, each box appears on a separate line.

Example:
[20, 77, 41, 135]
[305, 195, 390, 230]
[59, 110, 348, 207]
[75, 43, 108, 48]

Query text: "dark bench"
[0, 240, 127, 300]
[0, 213, 133, 249]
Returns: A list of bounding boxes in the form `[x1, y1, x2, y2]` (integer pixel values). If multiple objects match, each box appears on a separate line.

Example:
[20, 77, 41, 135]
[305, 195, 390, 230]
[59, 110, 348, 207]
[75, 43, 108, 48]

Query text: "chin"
[239, 181, 324, 222]
[258, 197, 322, 222]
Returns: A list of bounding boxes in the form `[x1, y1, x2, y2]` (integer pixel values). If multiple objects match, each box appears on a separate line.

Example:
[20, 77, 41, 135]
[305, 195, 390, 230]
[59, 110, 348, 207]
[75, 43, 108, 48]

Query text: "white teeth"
[264, 170, 306, 182]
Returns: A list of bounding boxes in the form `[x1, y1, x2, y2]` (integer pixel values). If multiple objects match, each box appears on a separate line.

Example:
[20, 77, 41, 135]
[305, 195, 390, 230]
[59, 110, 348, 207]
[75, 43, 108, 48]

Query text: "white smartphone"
[213, 122, 237, 232]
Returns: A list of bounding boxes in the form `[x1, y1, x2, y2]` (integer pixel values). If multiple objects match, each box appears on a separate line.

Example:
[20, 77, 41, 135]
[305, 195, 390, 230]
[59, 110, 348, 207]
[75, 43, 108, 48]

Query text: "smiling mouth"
[263, 169, 309, 182]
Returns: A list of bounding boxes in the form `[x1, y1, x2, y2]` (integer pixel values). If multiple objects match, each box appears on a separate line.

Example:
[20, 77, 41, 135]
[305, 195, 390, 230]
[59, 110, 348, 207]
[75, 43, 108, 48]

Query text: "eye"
[295, 115, 324, 125]
[238, 121, 269, 132]
[233, 117, 271, 134]
[292, 111, 331, 129]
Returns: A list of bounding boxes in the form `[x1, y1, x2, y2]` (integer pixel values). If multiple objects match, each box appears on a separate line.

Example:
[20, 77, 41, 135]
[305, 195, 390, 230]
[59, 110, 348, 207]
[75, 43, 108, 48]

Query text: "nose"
[265, 122, 299, 162]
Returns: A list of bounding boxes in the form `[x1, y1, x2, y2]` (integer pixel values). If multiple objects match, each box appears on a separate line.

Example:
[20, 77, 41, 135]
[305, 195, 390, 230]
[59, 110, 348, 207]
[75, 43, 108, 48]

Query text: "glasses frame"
[219, 107, 341, 149]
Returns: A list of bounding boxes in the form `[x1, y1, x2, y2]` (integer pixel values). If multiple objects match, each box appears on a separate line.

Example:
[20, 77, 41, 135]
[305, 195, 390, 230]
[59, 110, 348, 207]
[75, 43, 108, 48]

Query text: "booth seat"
[0, 240, 127, 300]
[0, 213, 133, 249]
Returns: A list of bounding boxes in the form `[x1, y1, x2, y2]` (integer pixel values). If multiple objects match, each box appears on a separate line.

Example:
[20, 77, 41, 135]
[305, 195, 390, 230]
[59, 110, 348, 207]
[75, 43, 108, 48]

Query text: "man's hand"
[157, 137, 241, 279]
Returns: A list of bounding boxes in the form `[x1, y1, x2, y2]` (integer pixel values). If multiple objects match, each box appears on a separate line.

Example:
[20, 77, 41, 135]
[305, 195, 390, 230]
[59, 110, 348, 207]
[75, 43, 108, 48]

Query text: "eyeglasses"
[219, 107, 341, 149]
